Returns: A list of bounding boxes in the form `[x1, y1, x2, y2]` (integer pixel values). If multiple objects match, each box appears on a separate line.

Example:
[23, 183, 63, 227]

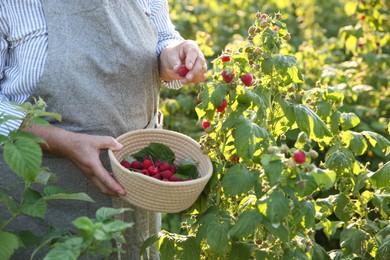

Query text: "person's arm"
[150, 0, 207, 86]
[0, 1, 47, 136]
[23, 123, 126, 196]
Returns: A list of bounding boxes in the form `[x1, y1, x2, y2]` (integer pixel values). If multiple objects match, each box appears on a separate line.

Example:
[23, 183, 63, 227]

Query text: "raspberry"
[159, 163, 171, 171]
[161, 170, 174, 179]
[216, 99, 228, 113]
[141, 169, 150, 175]
[143, 159, 153, 169]
[170, 164, 176, 174]
[129, 160, 143, 169]
[221, 70, 235, 83]
[169, 176, 181, 182]
[273, 25, 280, 31]
[260, 13, 268, 19]
[148, 166, 159, 175]
[240, 73, 253, 86]
[221, 55, 231, 62]
[120, 160, 131, 169]
[177, 64, 189, 77]
[202, 120, 211, 130]
[293, 150, 306, 164]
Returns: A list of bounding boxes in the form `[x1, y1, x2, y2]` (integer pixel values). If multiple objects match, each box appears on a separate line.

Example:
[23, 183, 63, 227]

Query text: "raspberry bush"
[152, 10, 390, 259]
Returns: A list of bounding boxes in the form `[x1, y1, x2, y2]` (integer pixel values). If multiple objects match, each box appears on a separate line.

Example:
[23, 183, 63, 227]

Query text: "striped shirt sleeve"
[150, 0, 184, 89]
[0, 0, 47, 136]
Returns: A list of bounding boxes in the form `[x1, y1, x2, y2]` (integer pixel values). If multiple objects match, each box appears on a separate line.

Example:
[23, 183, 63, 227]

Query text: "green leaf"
[207, 221, 230, 256]
[362, 131, 390, 155]
[273, 55, 303, 84]
[339, 112, 360, 131]
[179, 236, 201, 260]
[322, 220, 343, 240]
[340, 228, 369, 254]
[234, 116, 268, 159]
[95, 207, 131, 221]
[335, 193, 351, 222]
[265, 189, 289, 224]
[0, 188, 18, 214]
[140, 233, 160, 257]
[160, 236, 176, 260]
[376, 236, 390, 260]
[229, 241, 252, 260]
[44, 192, 94, 203]
[325, 146, 355, 174]
[228, 209, 263, 238]
[103, 220, 133, 233]
[341, 131, 368, 156]
[43, 238, 82, 260]
[294, 104, 332, 144]
[132, 142, 175, 164]
[261, 57, 273, 75]
[20, 188, 47, 218]
[3, 138, 42, 181]
[263, 159, 284, 186]
[222, 164, 256, 196]
[300, 200, 316, 229]
[312, 168, 337, 190]
[263, 220, 290, 243]
[72, 217, 94, 231]
[176, 159, 199, 180]
[311, 243, 331, 260]
[0, 231, 21, 260]
[369, 161, 390, 189]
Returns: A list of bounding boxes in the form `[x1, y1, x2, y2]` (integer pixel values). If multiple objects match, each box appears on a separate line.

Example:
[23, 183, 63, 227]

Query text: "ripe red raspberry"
[202, 120, 211, 130]
[169, 176, 181, 182]
[120, 160, 131, 169]
[240, 73, 253, 86]
[141, 169, 150, 175]
[161, 170, 174, 179]
[177, 64, 189, 77]
[143, 159, 153, 169]
[221, 70, 235, 83]
[148, 166, 159, 175]
[221, 55, 231, 62]
[159, 163, 171, 171]
[293, 150, 306, 164]
[170, 164, 176, 174]
[129, 160, 143, 169]
[216, 99, 228, 113]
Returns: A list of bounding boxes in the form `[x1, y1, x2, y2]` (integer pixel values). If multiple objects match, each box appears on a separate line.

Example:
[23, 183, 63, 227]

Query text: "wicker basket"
[108, 129, 213, 213]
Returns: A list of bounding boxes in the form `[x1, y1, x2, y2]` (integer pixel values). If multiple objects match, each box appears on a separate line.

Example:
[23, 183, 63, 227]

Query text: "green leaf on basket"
[132, 142, 175, 164]
[176, 159, 199, 180]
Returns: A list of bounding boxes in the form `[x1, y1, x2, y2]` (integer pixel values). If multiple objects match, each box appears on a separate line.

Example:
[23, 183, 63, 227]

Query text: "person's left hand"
[159, 40, 207, 84]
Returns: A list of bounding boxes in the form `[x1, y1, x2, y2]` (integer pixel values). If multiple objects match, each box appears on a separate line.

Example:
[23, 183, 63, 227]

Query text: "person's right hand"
[23, 124, 126, 196]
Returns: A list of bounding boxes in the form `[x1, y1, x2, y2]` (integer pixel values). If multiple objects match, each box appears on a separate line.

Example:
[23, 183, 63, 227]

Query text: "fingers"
[178, 40, 207, 83]
[67, 134, 126, 196]
[89, 161, 126, 196]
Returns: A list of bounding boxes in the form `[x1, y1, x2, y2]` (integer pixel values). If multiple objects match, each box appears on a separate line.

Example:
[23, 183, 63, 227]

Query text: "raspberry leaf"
[133, 143, 175, 164]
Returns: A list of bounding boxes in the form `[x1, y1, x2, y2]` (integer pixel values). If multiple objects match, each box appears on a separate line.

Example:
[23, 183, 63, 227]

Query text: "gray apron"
[1, 0, 163, 259]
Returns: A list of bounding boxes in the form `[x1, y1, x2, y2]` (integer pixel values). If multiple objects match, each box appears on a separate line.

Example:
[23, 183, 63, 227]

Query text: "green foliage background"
[159, 0, 389, 258]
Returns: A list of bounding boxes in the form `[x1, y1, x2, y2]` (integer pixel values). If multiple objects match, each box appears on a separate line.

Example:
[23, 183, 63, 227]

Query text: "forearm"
[22, 123, 76, 157]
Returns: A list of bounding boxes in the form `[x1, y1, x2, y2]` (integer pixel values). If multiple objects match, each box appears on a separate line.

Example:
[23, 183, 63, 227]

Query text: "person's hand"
[23, 124, 126, 196]
[159, 40, 207, 84]
[62, 133, 126, 196]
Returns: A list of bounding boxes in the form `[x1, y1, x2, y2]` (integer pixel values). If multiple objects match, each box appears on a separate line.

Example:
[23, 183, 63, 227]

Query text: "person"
[0, 0, 207, 259]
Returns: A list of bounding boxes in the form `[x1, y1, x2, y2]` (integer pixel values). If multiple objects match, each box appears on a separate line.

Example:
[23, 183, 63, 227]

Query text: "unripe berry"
[309, 150, 319, 159]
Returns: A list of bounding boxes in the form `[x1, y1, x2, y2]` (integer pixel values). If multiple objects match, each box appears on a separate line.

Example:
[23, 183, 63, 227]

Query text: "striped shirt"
[0, 0, 183, 136]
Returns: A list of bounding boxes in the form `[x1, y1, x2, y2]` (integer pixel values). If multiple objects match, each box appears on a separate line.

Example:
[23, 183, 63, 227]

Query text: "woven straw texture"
[108, 129, 213, 213]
